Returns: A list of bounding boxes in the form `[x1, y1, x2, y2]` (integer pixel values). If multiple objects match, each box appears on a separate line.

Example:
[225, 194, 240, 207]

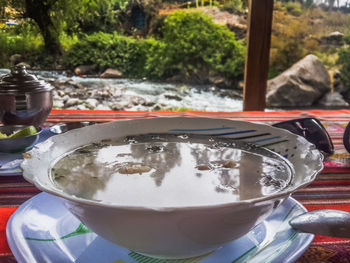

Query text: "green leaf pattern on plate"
[25, 223, 92, 242]
[128, 251, 210, 263]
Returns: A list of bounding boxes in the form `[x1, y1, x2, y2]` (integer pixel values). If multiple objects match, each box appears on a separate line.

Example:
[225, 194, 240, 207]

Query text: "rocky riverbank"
[49, 77, 243, 111]
[0, 68, 242, 112]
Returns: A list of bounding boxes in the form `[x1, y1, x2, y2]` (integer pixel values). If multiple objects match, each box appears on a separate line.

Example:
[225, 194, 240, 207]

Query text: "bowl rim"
[21, 117, 324, 212]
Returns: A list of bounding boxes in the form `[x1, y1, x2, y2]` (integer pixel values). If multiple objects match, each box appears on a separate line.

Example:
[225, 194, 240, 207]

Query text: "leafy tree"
[0, 0, 23, 19]
[24, 0, 62, 56]
[58, 0, 128, 34]
[2, 0, 126, 56]
[63, 32, 150, 76]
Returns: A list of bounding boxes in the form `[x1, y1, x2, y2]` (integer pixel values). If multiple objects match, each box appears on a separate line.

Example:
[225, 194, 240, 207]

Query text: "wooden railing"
[243, 0, 274, 111]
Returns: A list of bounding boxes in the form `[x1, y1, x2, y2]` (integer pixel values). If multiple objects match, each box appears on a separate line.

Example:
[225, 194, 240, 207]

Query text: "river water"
[0, 69, 243, 112]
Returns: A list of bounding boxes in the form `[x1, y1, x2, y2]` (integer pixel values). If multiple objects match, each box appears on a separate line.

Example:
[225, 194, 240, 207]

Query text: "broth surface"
[51, 134, 293, 207]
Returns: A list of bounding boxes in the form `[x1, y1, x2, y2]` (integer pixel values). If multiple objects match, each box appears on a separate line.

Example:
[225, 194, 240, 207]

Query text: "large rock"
[100, 68, 123, 78]
[65, 98, 80, 107]
[209, 75, 234, 89]
[16, 62, 31, 69]
[320, 31, 344, 47]
[74, 65, 97, 76]
[111, 101, 130, 111]
[85, 98, 99, 109]
[49, 79, 84, 91]
[267, 55, 331, 107]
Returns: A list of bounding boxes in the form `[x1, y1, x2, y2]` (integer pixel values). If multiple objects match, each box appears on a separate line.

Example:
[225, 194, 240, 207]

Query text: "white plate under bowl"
[7, 193, 313, 263]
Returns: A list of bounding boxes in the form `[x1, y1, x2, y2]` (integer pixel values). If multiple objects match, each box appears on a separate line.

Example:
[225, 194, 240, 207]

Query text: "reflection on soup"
[51, 134, 293, 207]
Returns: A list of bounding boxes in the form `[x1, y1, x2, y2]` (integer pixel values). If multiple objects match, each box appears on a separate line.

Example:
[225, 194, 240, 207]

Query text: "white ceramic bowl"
[21, 117, 323, 259]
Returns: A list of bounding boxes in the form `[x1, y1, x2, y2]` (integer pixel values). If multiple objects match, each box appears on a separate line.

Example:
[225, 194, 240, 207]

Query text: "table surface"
[2, 109, 350, 263]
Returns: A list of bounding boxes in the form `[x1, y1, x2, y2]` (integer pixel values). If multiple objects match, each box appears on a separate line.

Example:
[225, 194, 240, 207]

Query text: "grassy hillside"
[270, 2, 350, 78]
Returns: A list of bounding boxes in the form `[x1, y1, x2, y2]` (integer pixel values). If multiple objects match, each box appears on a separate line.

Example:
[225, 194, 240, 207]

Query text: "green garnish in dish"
[0, 126, 38, 139]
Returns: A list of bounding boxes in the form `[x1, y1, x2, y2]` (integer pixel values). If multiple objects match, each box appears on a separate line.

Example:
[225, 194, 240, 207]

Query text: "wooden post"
[243, 0, 274, 111]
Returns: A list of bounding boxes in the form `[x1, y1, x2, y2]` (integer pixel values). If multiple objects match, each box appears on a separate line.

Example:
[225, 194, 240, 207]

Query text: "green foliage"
[269, 7, 320, 76]
[55, 0, 127, 34]
[285, 2, 303, 16]
[64, 11, 245, 82]
[220, 0, 245, 14]
[63, 32, 149, 77]
[338, 35, 350, 86]
[12, 20, 40, 36]
[59, 32, 79, 51]
[315, 49, 338, 69]
[145, 11, 245, 81]
[3, 0, 128, 55]
[3, 1, 245, 83]
[0, 22, 44, 67]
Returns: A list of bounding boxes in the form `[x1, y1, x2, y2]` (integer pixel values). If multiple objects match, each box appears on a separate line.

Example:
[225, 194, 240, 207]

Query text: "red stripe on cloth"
[312, 235, 350, 244]
[48, 109, 302, 115]
[304, 203, 350, 213]
[0, 207, 17, 255]
[0, 187, 41, 194]
[297, 186, 350, 192]
[48, 109, 350, 115]
[310, 180, 350, 186]
[46, 109, 350, 122]
[322, 167, 350, 174]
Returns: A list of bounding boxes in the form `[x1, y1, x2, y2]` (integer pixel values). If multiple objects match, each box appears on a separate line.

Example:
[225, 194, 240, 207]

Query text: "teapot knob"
[11, 65, 28, 76]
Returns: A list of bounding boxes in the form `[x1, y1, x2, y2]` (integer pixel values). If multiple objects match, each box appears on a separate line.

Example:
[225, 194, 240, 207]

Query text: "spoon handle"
[290, 209, 350, 238]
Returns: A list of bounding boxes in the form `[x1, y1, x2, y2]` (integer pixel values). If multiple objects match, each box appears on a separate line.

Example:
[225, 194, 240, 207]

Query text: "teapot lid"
[0, 65, 53, 94]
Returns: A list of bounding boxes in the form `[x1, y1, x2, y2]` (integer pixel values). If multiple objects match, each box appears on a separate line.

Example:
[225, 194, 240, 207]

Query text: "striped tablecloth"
[2, 109, 350, 262]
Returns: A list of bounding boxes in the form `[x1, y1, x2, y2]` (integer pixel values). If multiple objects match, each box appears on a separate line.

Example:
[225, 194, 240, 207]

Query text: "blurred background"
[1, 0, 349, 111]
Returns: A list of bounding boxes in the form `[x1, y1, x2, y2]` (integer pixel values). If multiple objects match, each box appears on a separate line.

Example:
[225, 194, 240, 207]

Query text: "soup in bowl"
[21, 117, 323, 259]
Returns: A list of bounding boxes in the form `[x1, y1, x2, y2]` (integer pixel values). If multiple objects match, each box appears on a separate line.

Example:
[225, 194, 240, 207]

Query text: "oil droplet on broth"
[51, 134, 293, 207]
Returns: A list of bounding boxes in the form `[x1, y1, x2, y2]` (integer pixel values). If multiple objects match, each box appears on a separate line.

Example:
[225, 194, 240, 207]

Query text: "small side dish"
[0, 125, 41, 153]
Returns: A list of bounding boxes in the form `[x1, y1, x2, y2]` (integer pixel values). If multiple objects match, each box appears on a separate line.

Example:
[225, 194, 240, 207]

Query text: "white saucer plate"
[7, 193, 313, 263]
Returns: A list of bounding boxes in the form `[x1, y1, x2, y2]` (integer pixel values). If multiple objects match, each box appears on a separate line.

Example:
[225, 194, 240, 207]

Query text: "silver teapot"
[0, 66, 53, 127]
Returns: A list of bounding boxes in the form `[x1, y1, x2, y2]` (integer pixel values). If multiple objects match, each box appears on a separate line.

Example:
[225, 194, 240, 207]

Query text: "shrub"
[338, 35, 350, 86]
[220, 0, 245, 14]
[0, 22, 44, 68]
[60, 33, 79, 52]
[285, 2, 303, 16]
[145, 10, 245, 81]
[64, 32, 150, 77]
[64, 11, 245, 82]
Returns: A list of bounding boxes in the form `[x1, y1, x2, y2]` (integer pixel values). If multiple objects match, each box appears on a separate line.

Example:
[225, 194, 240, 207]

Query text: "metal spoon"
[290, 209, 350, 238]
